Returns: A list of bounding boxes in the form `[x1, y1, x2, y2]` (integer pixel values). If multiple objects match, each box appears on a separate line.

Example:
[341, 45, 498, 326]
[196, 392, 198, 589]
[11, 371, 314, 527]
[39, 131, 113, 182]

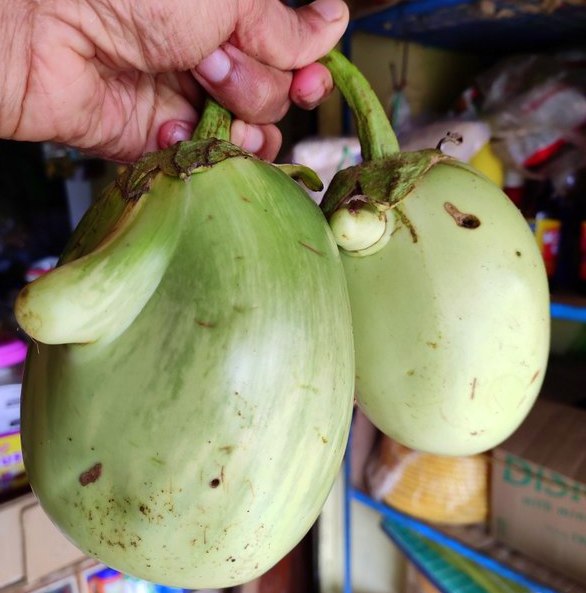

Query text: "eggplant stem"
[319, 50, 399, 161]
[192, 97, 231, 142]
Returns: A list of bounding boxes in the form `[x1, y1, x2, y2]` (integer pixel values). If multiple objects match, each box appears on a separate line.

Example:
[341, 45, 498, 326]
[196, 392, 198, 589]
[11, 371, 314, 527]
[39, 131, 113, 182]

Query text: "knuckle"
[244, 79, 287, 123]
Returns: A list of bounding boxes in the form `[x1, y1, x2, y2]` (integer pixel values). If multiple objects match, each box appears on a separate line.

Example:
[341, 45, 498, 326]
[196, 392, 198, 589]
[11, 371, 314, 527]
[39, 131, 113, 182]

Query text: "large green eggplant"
[15, 102, 354, 588]
[319, 51, 550, 456]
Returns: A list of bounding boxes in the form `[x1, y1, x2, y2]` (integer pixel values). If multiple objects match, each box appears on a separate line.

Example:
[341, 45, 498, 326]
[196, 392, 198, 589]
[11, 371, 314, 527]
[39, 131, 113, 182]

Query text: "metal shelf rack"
[344, 0, 586, 55]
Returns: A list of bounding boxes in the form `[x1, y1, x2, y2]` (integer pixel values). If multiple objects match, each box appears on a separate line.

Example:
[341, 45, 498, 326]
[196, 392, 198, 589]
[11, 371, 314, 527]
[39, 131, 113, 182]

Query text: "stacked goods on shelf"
[459, 51, 586, 294]
[364, 436, 488, 526]
[491, 398, 586, 588]
[0, 337, 27, 500]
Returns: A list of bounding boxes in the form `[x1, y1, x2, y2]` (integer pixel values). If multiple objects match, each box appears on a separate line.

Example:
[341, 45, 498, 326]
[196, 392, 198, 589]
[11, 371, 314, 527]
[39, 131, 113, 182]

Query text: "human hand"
[1, 0, 348, 162]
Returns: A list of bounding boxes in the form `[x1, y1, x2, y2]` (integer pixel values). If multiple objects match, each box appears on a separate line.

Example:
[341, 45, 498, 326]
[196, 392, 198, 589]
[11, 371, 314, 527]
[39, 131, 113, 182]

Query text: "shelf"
[550, 295, 586, 324]
[349, 488, 586, 593]
[346, 0, 586, 54]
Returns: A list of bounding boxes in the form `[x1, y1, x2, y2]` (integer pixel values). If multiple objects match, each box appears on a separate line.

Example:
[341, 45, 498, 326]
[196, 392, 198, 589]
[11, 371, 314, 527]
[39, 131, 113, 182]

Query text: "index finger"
[231, 0, 349, 71]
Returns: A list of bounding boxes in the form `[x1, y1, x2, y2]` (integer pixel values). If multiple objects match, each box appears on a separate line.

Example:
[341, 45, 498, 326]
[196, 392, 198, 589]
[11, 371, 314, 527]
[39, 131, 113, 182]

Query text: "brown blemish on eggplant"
[298, 241, 325, 256]
[516, 250, 522, 257]
[195, 319, 216, 328]
[529, 370, 541, 385]
[444, 202, 481, 228]
[470, 377, 478, 400]
[394, 206, 417, 242]
[241, 195, 252, 203]
[79, 462, 102, 486]
[209, 478, 221, 488]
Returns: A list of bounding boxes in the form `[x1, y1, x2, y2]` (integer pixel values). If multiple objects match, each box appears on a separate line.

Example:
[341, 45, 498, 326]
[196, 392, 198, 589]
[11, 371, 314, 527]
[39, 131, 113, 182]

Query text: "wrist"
[0, 0, 35, 139]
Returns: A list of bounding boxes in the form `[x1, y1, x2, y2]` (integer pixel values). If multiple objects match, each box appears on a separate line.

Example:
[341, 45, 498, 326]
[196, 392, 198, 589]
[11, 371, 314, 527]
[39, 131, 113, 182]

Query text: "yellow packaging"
[534, 217, 561, 278]
[365, 436, 489, 525]
[0, 432, 26, 493]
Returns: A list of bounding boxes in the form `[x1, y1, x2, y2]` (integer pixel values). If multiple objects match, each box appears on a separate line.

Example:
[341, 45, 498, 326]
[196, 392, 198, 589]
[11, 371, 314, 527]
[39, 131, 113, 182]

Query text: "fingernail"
[310, 0, 345, 22]
[239, 124, 264, 155]
[168, 121, 192, 144]
[196, 47, 231, 84]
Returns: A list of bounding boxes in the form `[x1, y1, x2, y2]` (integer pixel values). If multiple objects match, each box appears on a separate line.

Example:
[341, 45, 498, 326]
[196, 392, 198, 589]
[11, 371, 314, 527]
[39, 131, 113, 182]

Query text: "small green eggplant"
[319, 51, 550, 456]
[15, 101, 355, 588]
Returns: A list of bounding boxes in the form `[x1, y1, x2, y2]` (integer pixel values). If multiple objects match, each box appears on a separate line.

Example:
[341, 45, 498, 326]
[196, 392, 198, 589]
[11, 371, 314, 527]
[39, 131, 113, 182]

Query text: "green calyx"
[116, 98, 239, 201]
[319, 50, 456, 255]
[321, 149, 450, 217]
[118, 98, 323, 201]
[117, 139, 248, 201]
[321, 148, 452, 255]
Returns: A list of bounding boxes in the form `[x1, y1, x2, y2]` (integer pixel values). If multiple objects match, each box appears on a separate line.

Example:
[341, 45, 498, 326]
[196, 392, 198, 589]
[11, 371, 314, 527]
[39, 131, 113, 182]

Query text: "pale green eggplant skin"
[16, 141, 354, 588]
[328, 157, 550, 456]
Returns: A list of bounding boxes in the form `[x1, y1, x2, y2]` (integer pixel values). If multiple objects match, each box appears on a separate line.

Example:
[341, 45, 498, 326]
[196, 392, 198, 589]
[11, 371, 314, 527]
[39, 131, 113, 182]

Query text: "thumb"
[232, 0, 349, 70]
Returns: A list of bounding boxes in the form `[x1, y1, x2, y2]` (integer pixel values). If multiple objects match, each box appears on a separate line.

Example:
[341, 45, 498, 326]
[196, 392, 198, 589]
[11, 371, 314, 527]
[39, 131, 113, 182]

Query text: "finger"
[194, 43, 292, 124]
[64, 72, 201, 162]
[157, 120, 196, 150]
[230, 120, 282, 161]
[157, 118, 282, 162]
[290, 63, 335, 110]
[138, 72, 201, 156]
[232, 0, 349, 70]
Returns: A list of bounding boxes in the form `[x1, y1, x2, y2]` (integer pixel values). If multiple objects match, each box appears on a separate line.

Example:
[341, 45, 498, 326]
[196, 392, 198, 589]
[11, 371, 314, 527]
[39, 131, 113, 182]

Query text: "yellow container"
[366, 436, 489, 525]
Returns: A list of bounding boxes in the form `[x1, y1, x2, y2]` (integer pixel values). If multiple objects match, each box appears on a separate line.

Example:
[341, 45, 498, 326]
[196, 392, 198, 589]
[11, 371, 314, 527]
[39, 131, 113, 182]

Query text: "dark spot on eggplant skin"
[209, 478, 221, 488]
[444, 202, 481, 229]
[516, 250, 522, 257]
[470, 377, 478, 400]
[79, 462, 102, 486]
[298, 241, 325, 256]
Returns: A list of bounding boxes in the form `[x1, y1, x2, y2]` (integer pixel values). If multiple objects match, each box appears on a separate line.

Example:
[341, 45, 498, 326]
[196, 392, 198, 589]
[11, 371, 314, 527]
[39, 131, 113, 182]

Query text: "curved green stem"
[319, 50, 399, 161]
[192, 97, 231, 141]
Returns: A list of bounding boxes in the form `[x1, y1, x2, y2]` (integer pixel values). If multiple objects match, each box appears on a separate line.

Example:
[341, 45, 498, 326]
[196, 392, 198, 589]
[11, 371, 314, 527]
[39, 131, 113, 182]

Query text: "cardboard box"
[0, 493, 86, 590]
[491, 398, 586, 586]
